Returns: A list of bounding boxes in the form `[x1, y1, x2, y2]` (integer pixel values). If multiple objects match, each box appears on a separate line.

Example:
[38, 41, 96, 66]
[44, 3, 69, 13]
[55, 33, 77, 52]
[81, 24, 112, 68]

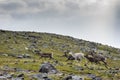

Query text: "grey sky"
[0, 0, 120, 48]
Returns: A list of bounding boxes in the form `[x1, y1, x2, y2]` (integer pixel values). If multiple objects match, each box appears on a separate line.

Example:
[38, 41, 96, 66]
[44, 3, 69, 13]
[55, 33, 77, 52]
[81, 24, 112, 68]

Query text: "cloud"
[0, 0, 26, 12]
[0, 0, 117, 29]
[0, 0, 117, 19]
[0, 0, 119, 48]
[0, 2, 23, 11]
[115, 0, 120, 27]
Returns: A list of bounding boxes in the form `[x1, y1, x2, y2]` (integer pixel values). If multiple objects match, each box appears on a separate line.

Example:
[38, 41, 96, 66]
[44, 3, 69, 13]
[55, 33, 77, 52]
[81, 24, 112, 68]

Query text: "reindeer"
[39, 52, 53, 59]
[62, 51, 85, 61]
[85, 51, 108, 68]
[90, 51, 107, 66]
[69, 52, 85, 61]
[84, 54, 100, 64]
[66, 55, 75, 61]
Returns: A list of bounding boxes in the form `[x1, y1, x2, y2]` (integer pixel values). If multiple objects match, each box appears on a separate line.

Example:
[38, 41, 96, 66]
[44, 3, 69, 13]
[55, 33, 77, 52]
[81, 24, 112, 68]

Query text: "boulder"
[0, 76, 6, 80]
[39, 62, 57, 74]
[0, 73, 13, 80]
[17, 73, 24, 77]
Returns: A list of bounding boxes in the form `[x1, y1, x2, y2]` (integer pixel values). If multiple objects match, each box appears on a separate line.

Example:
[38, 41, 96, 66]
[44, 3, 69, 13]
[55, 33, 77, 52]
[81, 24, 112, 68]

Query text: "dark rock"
[31, 73, 52, 80]
[34, 50, 41, 54]
[63, 75, 72, 80]
[32, 74, 44, 79]
[17, 73, 24, 77]
[43, 77, 52, 80]
[23, 54, 31, 58]
[92, 76, 102, 80]
[87, 73, 96, 79]
[39, 62, 57, 74]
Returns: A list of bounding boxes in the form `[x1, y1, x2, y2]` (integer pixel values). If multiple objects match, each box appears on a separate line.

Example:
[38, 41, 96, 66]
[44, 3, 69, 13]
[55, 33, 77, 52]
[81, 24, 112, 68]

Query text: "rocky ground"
[0, 30, 120, 80]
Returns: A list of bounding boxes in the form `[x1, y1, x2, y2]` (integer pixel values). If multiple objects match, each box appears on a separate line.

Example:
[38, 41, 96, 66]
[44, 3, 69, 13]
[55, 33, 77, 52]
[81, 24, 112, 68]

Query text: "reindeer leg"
[78, 58, 81, 62]
[84, 61, 90, 69]
[103, 61, 108, 69]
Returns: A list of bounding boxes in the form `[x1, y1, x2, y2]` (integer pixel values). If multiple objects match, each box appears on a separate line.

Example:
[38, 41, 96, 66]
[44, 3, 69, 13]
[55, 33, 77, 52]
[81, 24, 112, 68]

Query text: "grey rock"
[92, 76, 102, 80]
[64, 75, 84, 80]
[87, 73, 96, 79]
[17, 73, 24, 77]
[0, 76, 6, 79]
[31, 73, 52, 80]
[12, 77, 24, 80]
[39, 62, 57, 74]
[72, 75, 83, 80]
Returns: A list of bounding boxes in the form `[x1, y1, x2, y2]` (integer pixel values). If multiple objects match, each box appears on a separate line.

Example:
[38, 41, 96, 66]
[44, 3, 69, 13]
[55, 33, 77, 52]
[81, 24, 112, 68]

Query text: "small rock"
[39, 62, 58, 74]
[17, 73, 24, 77]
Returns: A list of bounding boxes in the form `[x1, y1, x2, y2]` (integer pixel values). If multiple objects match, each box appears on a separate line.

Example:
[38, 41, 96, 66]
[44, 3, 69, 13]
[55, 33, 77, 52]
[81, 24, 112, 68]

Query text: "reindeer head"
[69, 52, 73, 55]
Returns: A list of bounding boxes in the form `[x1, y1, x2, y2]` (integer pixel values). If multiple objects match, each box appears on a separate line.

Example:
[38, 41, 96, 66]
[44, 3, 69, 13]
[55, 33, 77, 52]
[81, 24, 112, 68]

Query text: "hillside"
[0, 30, 120, 80]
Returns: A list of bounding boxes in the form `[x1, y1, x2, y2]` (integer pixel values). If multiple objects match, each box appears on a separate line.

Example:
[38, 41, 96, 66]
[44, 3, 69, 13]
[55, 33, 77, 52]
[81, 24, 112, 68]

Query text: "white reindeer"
[69, 52, 85, 61]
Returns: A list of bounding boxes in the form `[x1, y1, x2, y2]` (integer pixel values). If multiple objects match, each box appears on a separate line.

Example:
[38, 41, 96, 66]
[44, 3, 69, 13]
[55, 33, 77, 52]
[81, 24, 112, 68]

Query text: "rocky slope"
[0, 30, 120, 80]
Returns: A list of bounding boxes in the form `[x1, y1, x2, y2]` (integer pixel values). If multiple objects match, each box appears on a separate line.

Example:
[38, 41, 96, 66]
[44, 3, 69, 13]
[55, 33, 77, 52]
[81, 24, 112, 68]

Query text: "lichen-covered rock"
[39, 62, 58, 74]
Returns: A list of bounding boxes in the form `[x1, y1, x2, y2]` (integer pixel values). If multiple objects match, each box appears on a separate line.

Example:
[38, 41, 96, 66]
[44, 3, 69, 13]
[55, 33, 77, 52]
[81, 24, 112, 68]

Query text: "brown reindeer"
[85, 51, 108, 68]
[84, 54, 100, 64]
[39, 53, 53, 59]
[90, 51, 107, 66]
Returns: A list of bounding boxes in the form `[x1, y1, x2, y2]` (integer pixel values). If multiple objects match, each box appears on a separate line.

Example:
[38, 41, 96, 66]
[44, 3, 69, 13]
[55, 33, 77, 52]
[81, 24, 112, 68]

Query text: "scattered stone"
[75, 66, 84, 71]
[63, 75, 72, 80]
[87, 73, 102, 80]
[39, 62, 58, 74]
[17, 73, 24, 77]
[22, 54, 31, 58]
[31, 73, 52, 80]
[64, 75, 84, 80]
[0, 76, 6, 80]
[12, 77, 24, 80]
[92, 76, 102, 80]
[16, 54, 31, 59]
[0, 73, 13, 80]
[72, 75, 84, 80]
[87, 73, 96, 79]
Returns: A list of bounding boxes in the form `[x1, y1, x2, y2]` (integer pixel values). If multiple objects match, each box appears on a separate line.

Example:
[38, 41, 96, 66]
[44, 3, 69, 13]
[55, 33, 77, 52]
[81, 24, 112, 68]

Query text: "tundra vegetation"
[0, 30, 120, 80]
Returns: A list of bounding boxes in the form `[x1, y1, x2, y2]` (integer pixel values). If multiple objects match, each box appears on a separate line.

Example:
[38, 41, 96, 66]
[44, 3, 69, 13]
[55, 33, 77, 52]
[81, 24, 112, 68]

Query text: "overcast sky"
[0, 0, 120, 48]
